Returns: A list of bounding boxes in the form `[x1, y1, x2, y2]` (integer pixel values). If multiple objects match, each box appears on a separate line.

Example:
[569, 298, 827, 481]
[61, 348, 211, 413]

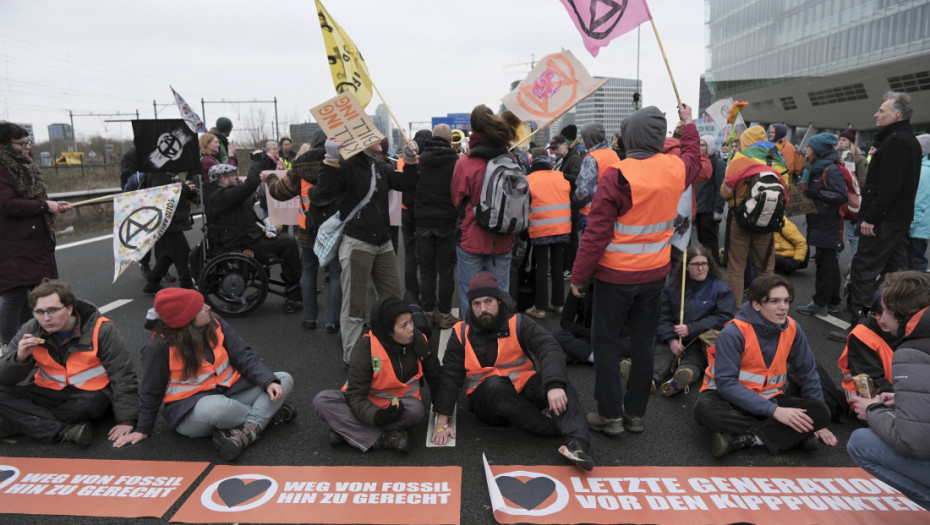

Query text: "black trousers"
[402, 220, 419, 300]
[693, 390, 831, 454]
[848, 221, 909, 314]
[467, 374, 590, 447]
[813, 247, 841, 307]
[534, 242, 566, 310]
[0, 383, 110, 442]
[695, 212, 720, 258]
[250, 234, 302, 296]
[652, 340, 707, 384]
[149, 230, 193, 284]
[416, 226, 456, 314]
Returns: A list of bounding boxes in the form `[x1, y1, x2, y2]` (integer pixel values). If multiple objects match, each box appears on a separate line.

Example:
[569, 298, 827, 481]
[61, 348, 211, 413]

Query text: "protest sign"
[310, 92, 383, 160]
[787, 183, 817, 216]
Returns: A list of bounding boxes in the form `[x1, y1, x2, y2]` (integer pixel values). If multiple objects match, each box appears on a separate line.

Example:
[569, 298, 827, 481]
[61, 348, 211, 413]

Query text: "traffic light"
[632, 92, 641, 111]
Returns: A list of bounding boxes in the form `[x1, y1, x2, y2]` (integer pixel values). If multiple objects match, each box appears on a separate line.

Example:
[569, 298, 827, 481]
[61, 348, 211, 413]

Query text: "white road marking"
[99, 299, 133, 314]
[56, 233, 112, 251]
[818, 314, 851, 330]
[425, 407, 456, 448]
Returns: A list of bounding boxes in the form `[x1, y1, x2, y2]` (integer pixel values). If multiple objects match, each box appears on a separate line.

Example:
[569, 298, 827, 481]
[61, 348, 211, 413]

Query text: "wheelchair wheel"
[198, 253, 268, 316]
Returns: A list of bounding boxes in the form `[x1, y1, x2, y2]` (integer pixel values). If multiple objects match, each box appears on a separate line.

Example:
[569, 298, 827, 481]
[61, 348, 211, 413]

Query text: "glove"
[803, 189, 817, 200]
[403, 140, 418, 158]
[713, 211, 723, 223]
[324, 138, 341, 159]
[784, 259, 799, 273]
[373, 400, 404, 426]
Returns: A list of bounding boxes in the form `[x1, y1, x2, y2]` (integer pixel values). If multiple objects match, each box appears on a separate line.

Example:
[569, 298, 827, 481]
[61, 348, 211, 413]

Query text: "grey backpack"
[474, 153, 529, 234]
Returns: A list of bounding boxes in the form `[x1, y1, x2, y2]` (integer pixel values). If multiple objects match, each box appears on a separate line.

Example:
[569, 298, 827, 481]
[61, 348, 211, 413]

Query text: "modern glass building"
[704, 0, 930, 131]
[574, 77, 643, 137]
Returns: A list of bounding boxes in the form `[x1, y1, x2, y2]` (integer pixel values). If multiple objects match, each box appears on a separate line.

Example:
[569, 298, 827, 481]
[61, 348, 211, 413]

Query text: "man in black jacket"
[848, 91, 922, 325]
[430, 272, 593, 471]
[141, 172, 199, 294]
[550, 133, 583, 277]
[202, 163, 302, 310]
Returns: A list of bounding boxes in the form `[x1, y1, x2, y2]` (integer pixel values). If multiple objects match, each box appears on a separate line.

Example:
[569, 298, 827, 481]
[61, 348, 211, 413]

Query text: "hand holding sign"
[311, 92, 383, 160]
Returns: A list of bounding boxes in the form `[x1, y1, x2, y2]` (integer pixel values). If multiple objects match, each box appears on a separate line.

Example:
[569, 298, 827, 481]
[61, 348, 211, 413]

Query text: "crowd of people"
[0, 89, 928, 507]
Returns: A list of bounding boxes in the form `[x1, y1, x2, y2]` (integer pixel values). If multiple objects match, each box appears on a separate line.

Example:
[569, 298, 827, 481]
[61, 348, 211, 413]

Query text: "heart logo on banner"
[495, 476, 556, 510]
[216, 478, 272, 508]
[0, 467, 19, 492]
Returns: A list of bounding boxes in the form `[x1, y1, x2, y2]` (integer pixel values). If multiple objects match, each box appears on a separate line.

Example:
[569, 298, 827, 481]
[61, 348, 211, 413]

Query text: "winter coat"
[804, 149, 848, 249]
[345, 303, 441, 427]
[200, 154, 223, 184]
[774, 220, 808, 262]
[451, 133, 514, 255]
[558, 149, 583, 184]
[267, 149, 328, 244]
[414, 138, 459, 229]
[910, 157, 930, 240]
[1, 300, 139, 423]
[695, 152, 726, 215]
[657, 276, 734, 345]
[866, 307, 930, 459]
[0, 163, 58, 293]
[202, 162, 264, 249]
[433, 301, 567, 416]
[711, 303, 823, 417]
[838, 147, 869, 186]
[860, 119, 922, 225]
[135, 314, 278, 435]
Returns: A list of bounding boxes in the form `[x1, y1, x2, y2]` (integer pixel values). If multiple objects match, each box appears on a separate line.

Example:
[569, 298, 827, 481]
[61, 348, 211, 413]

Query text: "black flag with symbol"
[131, 119, 200, 174]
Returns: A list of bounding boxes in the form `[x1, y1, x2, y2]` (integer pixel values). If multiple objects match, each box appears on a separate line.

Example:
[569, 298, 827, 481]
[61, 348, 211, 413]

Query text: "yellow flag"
[315, 0, 373, 108]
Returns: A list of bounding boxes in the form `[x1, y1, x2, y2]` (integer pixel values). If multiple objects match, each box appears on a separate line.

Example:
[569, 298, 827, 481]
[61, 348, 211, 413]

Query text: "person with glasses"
[0, 122, 71, 349]
[652, 245, 734, 397]
[0, 279, 138, 446]
[694, 274, 837, 457]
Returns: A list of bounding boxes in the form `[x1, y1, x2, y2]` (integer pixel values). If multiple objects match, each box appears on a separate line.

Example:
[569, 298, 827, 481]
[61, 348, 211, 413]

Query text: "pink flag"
[559, 0, 652, 57]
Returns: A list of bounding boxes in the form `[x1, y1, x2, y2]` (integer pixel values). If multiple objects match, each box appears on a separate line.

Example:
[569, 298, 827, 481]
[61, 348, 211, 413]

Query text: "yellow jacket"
[774, 220, 807, 262]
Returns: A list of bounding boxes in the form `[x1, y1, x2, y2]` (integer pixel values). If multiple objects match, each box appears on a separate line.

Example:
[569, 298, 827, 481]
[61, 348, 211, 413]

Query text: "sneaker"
[711, 432, 756, 458]
[661, 368, 694, 397]
[301, 320, 318, 330]
[326, 323, 339, 334]
[796, 302, 828, 317]
[548, 304, 564, 314]
[284, 298, 302, 314]
[525, 306, 546, 319]
[59, 422, 93, 447]
[270, 402, 297, 426]
[328, 430, 346, 446]
[827, 303, 842, 314]
[620, 359, 631, 381]
[623, 412, 644, 433]
[142, 281, 162, 296]
[586, 413, 624, 436]
[827, 330, 848, 343]
[559, 440, 594, 471]
[438, 312, 460, 330]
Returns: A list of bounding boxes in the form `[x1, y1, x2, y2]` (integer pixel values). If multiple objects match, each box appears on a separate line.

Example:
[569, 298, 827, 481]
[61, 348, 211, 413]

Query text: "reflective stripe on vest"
[163, 318, 241, 402]
[32, 316, 112, 391]
[364, 333, 423, 409]
[597, 154, 685, 272]
[527, 169, 571, 239]
[701, 318, 796, 399]
[458, 315, 536, 395]
[579, 148, 621, 216]
[298, 179, 313, 231]
[837, 324, 894, 402]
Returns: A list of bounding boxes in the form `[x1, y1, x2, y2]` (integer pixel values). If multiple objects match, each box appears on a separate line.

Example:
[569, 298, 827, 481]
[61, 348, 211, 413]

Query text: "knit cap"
[207, 163, 237, 183]
[808, 133, 838, 155]
[215, 117, 233, 134]
[700, 134, 717, 156]
[839, 127, 857, 142]
[467, 271, 503, 303]
[154, 288, 204, 328]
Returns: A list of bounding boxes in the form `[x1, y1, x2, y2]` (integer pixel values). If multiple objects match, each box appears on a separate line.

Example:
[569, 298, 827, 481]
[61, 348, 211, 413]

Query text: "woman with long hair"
[113, 289, 296, 460]
[0, 122, 71, 347]
[199, 133, 222, 183]
[652, 245, 734, 396]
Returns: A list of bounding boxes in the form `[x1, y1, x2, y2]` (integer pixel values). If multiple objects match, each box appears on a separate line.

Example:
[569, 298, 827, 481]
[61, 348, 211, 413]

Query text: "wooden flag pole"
[70, 194, 116, 207]
[649, 18, 681, 105]
[371, 82, 408, 144]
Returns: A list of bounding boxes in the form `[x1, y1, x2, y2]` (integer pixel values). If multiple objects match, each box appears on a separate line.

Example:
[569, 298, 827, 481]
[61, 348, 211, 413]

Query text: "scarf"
[0, 147, 55, 241]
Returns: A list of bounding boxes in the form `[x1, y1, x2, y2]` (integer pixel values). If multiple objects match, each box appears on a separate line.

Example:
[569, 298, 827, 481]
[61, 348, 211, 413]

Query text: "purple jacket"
[0, 163, 58, 293]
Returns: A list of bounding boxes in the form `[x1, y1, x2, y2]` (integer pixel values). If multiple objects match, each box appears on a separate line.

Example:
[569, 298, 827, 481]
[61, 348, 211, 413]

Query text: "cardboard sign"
[786, 183, 817, 216]
[310, 92, 384, 160]
[264, 171, 300, 226]
[172, 465, 461, 524]
[483, 456, 927, 525]
[0, 457, 207, 518]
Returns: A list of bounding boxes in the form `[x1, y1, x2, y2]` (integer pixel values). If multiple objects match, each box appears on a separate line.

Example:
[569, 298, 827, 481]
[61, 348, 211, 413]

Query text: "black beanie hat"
[377, 297, 412, 338]
[467, 271, 503, 303]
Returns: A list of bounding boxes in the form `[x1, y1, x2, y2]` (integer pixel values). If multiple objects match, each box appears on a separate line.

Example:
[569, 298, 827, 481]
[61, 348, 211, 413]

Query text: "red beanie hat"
[467, 271, 503, 303]
[154, 288, 204, 328]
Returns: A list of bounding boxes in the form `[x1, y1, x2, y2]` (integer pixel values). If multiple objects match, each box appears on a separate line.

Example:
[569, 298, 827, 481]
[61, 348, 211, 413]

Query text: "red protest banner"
[0, 457, 208, 518]
[171, 465, 461, 524]
[483, 456, 927, 525]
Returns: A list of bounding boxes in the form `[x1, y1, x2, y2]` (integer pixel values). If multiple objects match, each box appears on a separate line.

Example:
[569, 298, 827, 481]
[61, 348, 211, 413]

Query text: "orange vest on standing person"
[837, 324, 894, 404]
[597, 154, 686, 273]
[358, 333, 424, 408]
[456, 315, 536, 395]
[32, 316, 111, 391]
[579, 148, 621, 216]
[163, 319, 241, 403]
[527, 169, 571, 239]
[298, 179, 313, 231]
[701, 318, 795, 399]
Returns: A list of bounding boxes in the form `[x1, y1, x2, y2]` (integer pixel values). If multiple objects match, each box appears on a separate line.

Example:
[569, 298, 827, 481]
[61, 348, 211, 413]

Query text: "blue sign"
[431, 113, 471, 131]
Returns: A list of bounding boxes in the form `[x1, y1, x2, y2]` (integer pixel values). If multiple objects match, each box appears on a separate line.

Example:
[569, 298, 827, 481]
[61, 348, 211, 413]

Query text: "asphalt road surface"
[2, 218, 873, 524]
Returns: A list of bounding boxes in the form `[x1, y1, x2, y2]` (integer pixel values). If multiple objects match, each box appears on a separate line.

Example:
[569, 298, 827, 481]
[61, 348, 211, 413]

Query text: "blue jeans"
[174, 372, 294, 438]
[456, 246, 512, 317]
[300, 243, 343, 325]
[847, 428, 930, 510]
[908, 236, 929, 272]
[845, 220, 859, 258]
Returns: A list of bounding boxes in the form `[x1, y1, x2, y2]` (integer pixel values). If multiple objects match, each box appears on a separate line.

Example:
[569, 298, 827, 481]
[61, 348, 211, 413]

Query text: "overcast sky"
[1, 0, 705, 145]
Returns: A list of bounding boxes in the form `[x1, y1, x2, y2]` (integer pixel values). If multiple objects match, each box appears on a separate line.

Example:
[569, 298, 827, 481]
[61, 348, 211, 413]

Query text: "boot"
[371, 430, 409, 453]
[59, 422, 93, 447]
[214, 422, 261, 461]
[711, 432, 757, 458]
[269, 402, 297, 426]
[559, 439, 594, 471]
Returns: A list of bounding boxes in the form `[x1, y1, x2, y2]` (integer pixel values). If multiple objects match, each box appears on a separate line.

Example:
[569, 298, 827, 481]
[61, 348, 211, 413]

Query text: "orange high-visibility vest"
[163, 319, 241, 403]
[457, 315, 536, 395]
[838, 324, 894, 404]
[298, 179, 313, 231]
[527, 169, 571, 239]
[702, 318, 796, 399]
[579, 148, 620, 216]
[596, 154, 685, 273]
[32, 316, 111, 391]
[363, 333, 423, 408]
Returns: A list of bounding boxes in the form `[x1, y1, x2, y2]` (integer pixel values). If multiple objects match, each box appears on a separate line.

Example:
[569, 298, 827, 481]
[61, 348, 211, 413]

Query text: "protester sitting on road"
[553, 283, 595, 364]
[202, 162, 303, 312]
[313, 297, 440, 453]
[0, 122, 71, 349]
[431, 272, 594, 471]
[773, 219, 808, 276]
[694, 274, 837, 457]
[0, 279, 138, 446]
[653, 246, 734, 397]
[848, 271, 930, 510]
[113, 288, 295, 461]
[837, 292, 897, 407]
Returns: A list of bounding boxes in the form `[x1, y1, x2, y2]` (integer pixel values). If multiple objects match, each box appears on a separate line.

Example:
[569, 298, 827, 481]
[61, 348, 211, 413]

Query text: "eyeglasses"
[11, 139, 31, 147]
[33, 306, 66, 317]
[688, 262, 709, 268]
